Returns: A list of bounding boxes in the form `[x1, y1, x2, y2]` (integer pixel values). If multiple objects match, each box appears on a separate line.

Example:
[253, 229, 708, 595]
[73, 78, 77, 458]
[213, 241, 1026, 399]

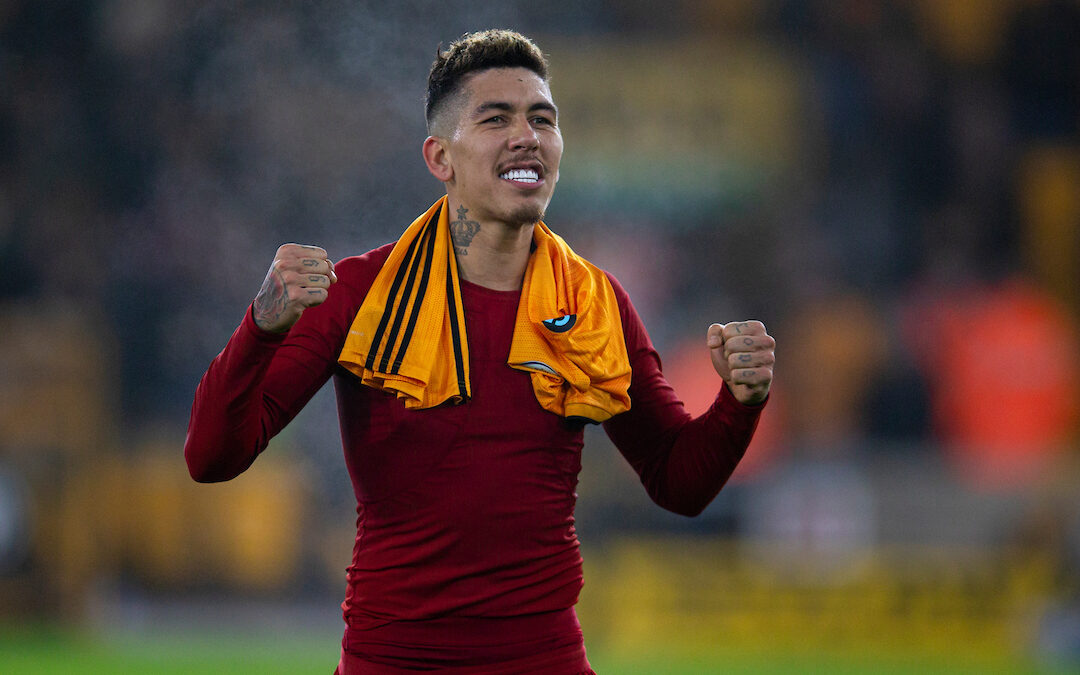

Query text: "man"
[185, 29, 774, 674]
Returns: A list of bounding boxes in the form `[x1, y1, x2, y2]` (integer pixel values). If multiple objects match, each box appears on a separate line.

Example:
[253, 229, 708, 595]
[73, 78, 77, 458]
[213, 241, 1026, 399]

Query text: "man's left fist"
[707, 321, 774, 406]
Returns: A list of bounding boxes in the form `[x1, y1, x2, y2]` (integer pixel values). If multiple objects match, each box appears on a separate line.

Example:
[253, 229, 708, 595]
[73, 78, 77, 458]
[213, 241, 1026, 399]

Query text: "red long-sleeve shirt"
[185, 241, 764, 669]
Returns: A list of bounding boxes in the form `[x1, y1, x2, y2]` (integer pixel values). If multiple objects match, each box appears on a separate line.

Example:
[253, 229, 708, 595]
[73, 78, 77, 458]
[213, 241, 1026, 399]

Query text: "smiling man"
[185, 30, 774, 674]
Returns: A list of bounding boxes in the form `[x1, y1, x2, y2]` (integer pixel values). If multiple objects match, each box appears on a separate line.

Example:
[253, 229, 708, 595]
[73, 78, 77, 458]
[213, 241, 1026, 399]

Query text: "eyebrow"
[472, 101, 558, 118]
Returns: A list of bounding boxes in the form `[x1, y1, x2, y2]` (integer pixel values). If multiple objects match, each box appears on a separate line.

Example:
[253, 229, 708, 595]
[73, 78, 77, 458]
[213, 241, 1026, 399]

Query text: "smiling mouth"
[499, 168, 540, 184]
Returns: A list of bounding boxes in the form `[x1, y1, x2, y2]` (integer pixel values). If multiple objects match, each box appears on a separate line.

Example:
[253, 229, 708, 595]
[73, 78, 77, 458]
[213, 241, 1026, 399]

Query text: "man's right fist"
[252, 244, 337, 333]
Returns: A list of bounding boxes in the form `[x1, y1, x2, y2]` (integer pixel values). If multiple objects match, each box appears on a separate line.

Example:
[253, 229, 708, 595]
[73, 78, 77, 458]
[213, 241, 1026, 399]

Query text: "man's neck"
[448, 197, 535, 291]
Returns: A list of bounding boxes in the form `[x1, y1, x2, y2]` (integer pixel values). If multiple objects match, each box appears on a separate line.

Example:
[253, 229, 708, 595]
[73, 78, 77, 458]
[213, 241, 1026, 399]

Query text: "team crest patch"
[542, 314, 577, 333]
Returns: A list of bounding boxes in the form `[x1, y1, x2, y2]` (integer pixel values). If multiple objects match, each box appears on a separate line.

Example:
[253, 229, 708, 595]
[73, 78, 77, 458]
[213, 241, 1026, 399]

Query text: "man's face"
[440, 67, 563, 227]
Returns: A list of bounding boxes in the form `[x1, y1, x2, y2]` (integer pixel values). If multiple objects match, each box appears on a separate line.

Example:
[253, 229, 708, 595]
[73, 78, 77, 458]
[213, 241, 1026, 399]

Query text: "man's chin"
[508, 206, 544, 227]
[506, 196, 550, 227]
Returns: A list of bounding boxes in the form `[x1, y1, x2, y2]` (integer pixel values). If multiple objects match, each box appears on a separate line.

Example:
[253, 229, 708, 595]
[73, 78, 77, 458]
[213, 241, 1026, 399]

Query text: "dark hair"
[425, 29, 549, 132]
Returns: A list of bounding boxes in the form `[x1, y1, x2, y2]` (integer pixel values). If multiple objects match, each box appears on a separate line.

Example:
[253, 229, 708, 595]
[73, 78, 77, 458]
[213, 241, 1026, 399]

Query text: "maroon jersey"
[185, 242, 764, 671]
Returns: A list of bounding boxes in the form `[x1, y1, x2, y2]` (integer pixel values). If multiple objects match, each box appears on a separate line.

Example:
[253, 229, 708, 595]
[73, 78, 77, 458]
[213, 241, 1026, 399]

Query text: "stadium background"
[2, 0, 1079, 672]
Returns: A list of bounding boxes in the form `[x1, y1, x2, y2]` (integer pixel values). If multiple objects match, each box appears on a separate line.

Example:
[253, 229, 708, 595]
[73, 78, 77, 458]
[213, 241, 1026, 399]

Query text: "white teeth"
[500, 168, 539, 183]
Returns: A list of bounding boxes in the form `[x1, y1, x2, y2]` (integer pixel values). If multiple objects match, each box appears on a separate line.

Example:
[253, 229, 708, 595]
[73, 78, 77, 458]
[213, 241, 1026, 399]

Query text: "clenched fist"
[708, 321, 775, 406]
[252, 244, 337, 333]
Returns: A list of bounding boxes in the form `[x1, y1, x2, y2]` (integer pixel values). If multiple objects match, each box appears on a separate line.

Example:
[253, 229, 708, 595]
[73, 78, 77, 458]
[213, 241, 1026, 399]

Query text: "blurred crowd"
[1, 0, 1080, 640]
[3, 0, 1077, 454]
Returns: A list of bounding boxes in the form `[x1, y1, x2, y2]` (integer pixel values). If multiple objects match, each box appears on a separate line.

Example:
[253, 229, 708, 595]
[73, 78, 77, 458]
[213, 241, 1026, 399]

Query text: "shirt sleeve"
[601, 273, 766, 516]
[183, 254, 378, 482]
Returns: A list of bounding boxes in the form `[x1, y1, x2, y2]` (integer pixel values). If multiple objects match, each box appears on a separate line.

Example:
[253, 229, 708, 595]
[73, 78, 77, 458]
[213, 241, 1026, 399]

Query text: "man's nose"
[508, 118, 540, 151]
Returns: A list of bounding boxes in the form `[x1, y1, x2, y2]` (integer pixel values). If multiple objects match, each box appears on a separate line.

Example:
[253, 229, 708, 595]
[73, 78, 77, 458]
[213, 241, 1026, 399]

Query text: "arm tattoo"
[253, 267, 288, 331]
[452, 206, 480, 256]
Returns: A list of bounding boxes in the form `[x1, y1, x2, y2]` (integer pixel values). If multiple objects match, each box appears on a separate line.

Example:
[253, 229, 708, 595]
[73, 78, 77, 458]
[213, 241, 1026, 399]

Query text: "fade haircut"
[425, 29, 549, 135]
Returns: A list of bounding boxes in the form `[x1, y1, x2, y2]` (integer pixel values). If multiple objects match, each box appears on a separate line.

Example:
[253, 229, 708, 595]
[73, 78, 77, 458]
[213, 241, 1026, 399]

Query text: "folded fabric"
[338, 196, 631, 423]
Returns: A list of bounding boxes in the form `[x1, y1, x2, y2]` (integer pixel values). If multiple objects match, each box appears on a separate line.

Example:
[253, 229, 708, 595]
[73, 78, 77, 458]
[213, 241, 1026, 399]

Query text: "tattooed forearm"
[452, 205, 480, 256]
[253, 267, 288, 332]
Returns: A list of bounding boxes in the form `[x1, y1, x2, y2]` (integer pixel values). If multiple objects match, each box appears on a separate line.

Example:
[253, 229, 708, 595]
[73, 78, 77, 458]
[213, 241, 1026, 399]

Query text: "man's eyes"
[481, 115, 555, 126]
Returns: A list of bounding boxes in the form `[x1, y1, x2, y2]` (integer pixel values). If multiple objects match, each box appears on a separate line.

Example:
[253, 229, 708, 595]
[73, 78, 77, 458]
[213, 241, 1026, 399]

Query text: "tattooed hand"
[252, 244, 337, 333]
[707, 321, 775, 405]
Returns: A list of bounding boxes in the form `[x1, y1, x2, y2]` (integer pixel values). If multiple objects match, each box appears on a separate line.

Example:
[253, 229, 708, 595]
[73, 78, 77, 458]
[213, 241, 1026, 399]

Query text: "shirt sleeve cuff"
[717, 381, 769, 412]
[241, 304, 291, 345]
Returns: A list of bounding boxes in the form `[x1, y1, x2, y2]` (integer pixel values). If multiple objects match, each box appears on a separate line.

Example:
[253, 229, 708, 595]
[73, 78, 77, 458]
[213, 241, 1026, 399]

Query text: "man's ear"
[422, 136, 453, 183]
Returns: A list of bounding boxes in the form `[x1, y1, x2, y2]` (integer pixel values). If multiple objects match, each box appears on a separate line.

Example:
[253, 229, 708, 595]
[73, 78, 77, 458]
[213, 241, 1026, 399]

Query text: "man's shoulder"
[599, 267, 631, 306]
[562, 240, 628, 305]
[335, 242, 396, 283]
